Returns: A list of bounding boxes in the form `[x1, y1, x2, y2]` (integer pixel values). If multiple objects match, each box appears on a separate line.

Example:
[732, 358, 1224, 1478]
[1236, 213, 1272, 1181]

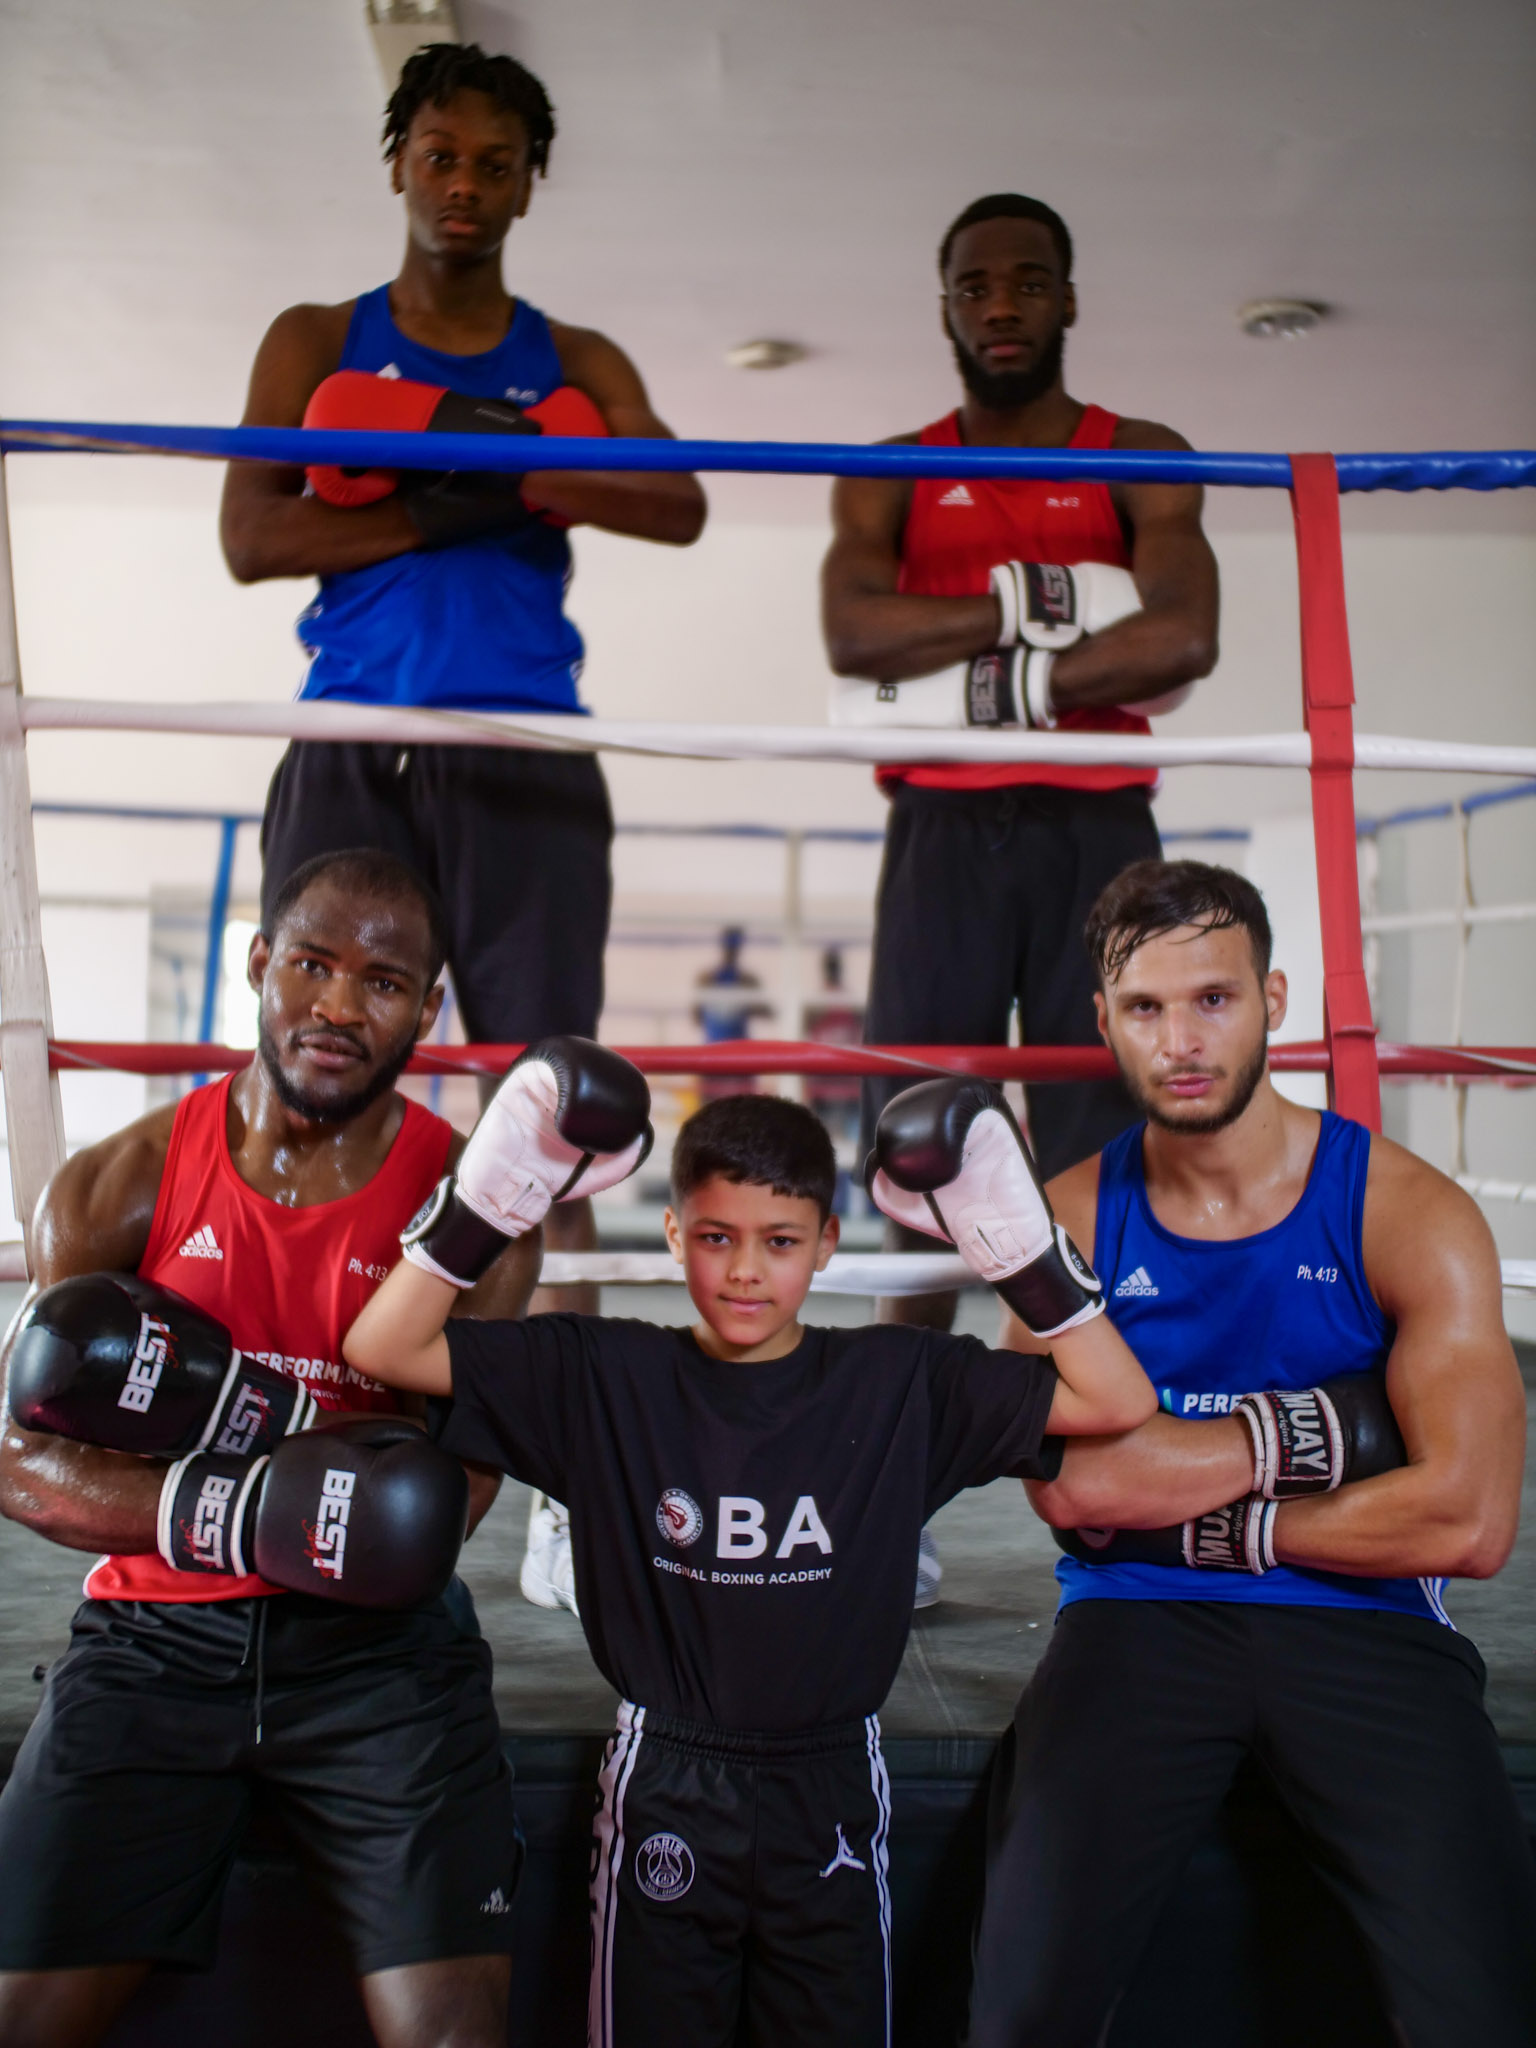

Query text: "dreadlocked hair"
[382, 43, 556, 175]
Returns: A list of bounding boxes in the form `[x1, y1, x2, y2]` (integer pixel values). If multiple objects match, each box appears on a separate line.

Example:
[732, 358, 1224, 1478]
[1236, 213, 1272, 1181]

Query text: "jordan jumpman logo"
[818, 1824, 868, 1878]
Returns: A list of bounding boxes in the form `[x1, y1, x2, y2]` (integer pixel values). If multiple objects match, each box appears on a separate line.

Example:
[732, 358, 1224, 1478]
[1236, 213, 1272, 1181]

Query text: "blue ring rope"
[2, 419, 1534, 493]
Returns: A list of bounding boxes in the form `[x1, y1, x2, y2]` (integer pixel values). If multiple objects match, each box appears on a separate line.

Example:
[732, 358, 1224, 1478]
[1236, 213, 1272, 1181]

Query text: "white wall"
[6, 458, 1536, 1320]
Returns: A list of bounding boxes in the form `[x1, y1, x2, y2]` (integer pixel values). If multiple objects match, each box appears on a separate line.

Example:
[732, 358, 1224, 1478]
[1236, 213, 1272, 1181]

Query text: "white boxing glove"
[868, 1077, 1104, 1338]
[827, 560, 1144, 732]
[403, 1037, 652, 1287]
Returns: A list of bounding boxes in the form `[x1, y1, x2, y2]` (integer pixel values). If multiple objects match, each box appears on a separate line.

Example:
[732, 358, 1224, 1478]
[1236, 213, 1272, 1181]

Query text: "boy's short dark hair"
[1085, 859, 1273, 984]
[671, 1096, 837, 1222]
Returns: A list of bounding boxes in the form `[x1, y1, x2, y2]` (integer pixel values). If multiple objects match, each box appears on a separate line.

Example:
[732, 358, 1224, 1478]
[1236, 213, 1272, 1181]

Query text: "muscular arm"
[1021, 1142, 1526, 1580]
[1270, 1144, 1523, 1579]
[1044, 421, 1217, 715]
[820, 419, 1218, 706]
[219, 308, 704, 583]
[219, 303, 426, 584]
[822, 458, 1001, 680]
[0, 1119, 534, 1552]
[526, 323, 705, 544]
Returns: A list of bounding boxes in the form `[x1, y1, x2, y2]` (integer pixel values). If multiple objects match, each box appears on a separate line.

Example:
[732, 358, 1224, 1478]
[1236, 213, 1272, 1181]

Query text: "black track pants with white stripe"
[589, 1702, 893, 2048]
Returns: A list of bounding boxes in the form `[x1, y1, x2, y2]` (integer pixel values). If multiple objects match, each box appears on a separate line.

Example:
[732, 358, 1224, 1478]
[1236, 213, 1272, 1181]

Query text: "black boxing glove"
[867, 1078, 1103, 1338]
[1054, 1496, 1278, 1575]
[8, 1272, 315, 1461]
[1235, 1371, 1407, 1500]
[403, 1036, 653, 1288]
[158, 1419, 469, 1607]
[302, 371, 608, 545]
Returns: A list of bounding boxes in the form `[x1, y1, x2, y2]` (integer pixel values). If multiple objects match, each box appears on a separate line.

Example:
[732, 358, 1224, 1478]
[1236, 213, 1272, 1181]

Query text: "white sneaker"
[914, 1525, 943, 1610]
[520, 1492, 580, 1617]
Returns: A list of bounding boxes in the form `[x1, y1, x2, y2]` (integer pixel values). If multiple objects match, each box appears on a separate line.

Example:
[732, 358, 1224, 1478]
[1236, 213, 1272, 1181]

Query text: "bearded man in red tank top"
[0, 851, 534, 2048]
[822, 192, 1218, 1342]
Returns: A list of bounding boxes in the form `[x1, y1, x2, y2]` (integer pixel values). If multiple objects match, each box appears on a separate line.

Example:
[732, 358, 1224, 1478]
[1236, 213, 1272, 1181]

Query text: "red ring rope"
[30, 1040, 1536, 1081]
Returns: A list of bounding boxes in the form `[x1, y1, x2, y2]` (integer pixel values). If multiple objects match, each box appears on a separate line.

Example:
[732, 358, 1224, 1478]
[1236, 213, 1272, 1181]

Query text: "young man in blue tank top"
[965, 860, 1535, 2048]
[219, 40, 706, 1315]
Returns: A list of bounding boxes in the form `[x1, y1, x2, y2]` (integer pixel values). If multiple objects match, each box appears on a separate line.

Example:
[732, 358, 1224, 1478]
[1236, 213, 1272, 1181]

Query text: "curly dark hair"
[382, 42, 556, 175]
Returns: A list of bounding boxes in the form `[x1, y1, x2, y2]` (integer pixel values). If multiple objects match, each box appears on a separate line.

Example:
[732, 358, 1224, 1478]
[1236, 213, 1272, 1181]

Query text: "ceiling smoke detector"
[1238, 298, 1328, 340]
[724, 339, 809, 371]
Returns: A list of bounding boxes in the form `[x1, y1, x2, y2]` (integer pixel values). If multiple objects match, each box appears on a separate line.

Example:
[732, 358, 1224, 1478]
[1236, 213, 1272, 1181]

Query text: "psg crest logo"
[635, 1831, 695, 1902]
[656, 1488, 704, 1548]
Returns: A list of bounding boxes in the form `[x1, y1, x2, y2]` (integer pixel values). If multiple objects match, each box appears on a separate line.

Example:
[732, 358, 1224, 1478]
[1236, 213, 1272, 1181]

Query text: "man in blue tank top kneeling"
[962, 859, 1536, 2047]
[220, 40, 706, 1327]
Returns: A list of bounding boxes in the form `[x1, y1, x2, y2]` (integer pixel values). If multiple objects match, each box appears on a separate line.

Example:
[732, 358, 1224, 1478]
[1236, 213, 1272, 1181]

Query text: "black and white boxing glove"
[868, 1077, 1103, 1338]
[989, 559, 1142, 729]
[1054, 1496, 1279, 1575]
[7, 1272, 315, 1461]
[158, 1418, 469, 1607]
[1235, 1371, 1407, 1500]
[402, 1036, 653, 1288]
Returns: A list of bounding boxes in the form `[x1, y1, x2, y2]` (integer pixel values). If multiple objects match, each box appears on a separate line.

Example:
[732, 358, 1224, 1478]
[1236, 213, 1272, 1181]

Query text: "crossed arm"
[219, 302, 705, 584]
[819, 418, 1218, 709]
[0, 1121, 530, 1553]
[1015, 1142, 1525, 1581]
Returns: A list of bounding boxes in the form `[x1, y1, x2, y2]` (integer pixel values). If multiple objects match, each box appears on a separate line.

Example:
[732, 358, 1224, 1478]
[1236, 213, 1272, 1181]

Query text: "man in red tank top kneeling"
[822, 192, 1219, 1353]
[0, 851, 534, 2048]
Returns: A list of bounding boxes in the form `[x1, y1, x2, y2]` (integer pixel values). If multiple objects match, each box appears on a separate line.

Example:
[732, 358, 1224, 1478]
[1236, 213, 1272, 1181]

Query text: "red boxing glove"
[302, 371, 608, 512]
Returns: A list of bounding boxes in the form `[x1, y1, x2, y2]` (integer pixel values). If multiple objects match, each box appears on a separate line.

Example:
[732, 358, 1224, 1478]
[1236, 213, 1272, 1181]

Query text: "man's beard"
[257, 1018, 416, 1124]
[950, 321, 1065, 412]
[1123, 1031, 1270, 1137]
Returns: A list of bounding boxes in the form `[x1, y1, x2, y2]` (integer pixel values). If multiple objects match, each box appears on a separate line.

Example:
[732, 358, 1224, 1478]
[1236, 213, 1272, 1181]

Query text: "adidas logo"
[178, 1225, 223, 1261]
[938, 483, 974, 506]
[377, 363, 402, 379]
[480, 1888, 511, 1916]
[1114, 1265, 1158, 1297]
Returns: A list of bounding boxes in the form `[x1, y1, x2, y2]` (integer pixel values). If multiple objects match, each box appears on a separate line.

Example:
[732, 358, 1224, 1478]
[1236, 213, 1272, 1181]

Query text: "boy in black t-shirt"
[346, 1038, 1154, 2048]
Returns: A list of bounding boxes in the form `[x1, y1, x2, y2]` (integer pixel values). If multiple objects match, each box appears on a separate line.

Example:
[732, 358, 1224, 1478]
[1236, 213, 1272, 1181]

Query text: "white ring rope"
[0, 1241, 1530, 1294]
[17, 697, 1536, 779]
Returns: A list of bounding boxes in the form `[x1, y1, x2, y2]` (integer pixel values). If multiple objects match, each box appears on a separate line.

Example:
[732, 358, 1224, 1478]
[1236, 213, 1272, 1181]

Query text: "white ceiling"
[1, 0, 1532, 529]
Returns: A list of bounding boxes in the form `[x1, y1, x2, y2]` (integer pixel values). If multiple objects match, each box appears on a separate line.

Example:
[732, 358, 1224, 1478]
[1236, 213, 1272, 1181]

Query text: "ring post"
[1289, 453, 1382, 1130]
[0, 459, 66, 1267]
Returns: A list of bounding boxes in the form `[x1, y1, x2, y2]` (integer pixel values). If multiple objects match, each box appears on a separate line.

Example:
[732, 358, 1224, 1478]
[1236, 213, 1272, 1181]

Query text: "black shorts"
[589, 1703, 892, 2048]
[261, 740, 613, 1043]
[861, 781, 1161, 1181]
[968, 1600, 1536, 2048]
[0, 1587, 519, 1977]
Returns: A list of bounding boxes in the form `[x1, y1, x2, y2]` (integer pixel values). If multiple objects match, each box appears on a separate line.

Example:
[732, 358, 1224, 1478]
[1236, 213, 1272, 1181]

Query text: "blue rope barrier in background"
[3, 420, 1534, 493]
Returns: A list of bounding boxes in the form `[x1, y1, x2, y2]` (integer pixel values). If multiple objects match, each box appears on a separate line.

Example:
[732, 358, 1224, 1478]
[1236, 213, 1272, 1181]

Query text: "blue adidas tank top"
[1057, 1112, 1449, 1626]
[296, 285, 585, 714]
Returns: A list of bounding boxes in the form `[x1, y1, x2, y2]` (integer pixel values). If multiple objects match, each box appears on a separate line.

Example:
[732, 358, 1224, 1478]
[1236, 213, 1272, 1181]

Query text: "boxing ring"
[1, 419, 1534, 1296]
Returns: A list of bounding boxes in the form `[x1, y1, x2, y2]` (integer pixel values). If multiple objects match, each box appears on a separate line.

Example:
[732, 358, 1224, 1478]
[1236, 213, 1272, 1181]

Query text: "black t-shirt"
[441, 1315, 1057, 1731]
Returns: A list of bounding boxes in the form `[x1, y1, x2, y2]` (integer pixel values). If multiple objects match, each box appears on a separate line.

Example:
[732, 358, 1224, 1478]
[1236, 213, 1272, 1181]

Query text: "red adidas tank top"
[84, 1075, 453, 1603]
[884, 403, 1155, 794]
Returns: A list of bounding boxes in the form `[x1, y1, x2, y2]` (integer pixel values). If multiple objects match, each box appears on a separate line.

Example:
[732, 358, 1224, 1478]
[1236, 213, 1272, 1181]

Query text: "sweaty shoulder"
[1045, 1153, 1102, 1263]
[1361, 1130, 1502, 1311]
[1110, 416, 1195, 455]
[33, 1103, 179, 1283]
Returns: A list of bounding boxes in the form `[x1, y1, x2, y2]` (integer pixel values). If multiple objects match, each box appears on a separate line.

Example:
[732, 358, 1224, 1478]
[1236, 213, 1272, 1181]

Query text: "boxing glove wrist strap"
[194, 1355, 317, 1460]
[401, 1176, 515, 1288]
[399, 470, 534, 550]
[1235, 1385, 1346, 1499]
[994, 1225, 1104, 1338]
[989, 561, 1020, 647]
[158, 1452, 267, 1577]
[1181, 1495, 1278, 1573]
[1023, 649, 1058, 729]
